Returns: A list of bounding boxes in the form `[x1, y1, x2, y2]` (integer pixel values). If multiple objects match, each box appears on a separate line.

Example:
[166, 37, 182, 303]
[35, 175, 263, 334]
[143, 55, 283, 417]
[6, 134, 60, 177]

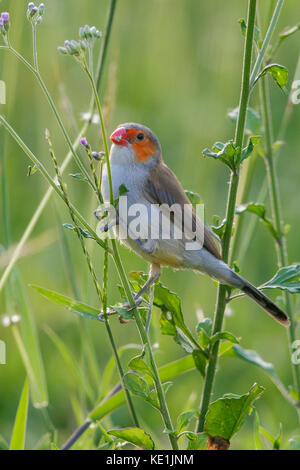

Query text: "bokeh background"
[0, 0, 300, 450]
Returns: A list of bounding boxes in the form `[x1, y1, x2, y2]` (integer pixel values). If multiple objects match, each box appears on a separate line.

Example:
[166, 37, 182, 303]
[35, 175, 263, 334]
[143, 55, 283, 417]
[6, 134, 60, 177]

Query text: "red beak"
[110, 127, 128, 146]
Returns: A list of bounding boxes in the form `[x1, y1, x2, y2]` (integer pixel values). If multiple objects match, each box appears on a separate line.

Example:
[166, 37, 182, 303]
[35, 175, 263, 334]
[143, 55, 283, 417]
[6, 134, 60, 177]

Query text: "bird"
[101, 122, 289, 326]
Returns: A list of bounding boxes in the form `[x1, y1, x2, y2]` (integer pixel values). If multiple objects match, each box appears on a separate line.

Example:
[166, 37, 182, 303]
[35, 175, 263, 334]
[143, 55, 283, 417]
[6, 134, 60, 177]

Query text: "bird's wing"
[143, 162, 222, 260]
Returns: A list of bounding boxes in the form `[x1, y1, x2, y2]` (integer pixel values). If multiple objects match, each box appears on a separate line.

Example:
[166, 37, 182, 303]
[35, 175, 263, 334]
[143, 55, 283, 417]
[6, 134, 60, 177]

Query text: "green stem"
[260, 76, 300, 414]
[197, 0, 257, 432]
[86, 70, 178, 449]
[249, 0, 285, 89]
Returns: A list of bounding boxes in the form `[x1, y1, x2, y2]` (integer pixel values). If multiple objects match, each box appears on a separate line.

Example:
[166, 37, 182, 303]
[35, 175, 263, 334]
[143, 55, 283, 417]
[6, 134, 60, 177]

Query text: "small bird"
[101, 123, 289, 326]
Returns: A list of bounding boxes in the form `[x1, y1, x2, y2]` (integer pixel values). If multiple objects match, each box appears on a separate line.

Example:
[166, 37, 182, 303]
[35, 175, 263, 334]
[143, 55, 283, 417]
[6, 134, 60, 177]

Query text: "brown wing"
[144, 162, 222, 260]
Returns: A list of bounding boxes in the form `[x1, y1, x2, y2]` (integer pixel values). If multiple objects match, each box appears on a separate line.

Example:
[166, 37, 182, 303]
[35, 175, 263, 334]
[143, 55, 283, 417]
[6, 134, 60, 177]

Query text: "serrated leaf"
[203, 141, 237, 171]
[235, 202, 278, 240]
[261, 264, 300, 294]
[31, 285, 99, 320]
[253, 64, 288, 90]
[204, 383, 264, 440]
[10, 378, 29, 450]
[108, 427, 155, 450]
[123, 372, 149, 399]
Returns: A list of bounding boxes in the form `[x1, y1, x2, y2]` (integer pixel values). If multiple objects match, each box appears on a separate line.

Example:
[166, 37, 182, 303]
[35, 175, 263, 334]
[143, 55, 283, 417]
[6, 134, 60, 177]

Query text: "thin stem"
[260, 76, 300, 412]
[32, 24, 38, 71]
[197, 0, 257, 432]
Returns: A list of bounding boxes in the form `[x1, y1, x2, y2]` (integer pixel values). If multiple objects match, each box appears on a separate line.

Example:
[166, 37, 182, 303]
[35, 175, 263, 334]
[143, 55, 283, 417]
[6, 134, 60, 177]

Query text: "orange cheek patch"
[132, 140, 156, 161]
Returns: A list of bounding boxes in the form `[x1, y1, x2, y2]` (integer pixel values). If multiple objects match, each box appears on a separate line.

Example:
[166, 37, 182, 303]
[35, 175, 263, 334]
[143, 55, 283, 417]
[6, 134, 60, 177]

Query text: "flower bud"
[1, 12, 9, 32]
[38, 3, 45, 15]
[80, 138, 89, 148]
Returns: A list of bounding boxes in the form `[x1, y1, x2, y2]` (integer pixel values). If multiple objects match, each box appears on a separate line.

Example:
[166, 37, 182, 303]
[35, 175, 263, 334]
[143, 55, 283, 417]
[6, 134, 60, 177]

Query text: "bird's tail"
[233, 273, 290, 326]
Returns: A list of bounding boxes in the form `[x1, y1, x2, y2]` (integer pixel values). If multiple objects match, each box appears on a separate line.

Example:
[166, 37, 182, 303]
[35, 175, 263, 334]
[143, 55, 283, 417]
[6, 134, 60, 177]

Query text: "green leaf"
[203, 140, 237, 171]
[204, 383, 264, 440]
[228, 106, 261, 135]
[261, 264, 300, 294]
[10, 378, 29, 450]
[186, 432, 208, 450]
[235, 202, 278, 240]
[129, 272, 204, 355]
[240, 136, 262, 162]
[128, 351, 154, 379]
[63, 223, 95, 240]
[210, 331, 239, 347]
[31, 285, 99, 320]
[185, 190, 202, 208]
[108, 428, 155, 450]
[177, 410, 197, 433]
[253, 63, 288, 90]
[147, 382, 173, 410]
[123, 372, 150, 399]
[114, 184, 129, 208]
[211, 215, 226, 240]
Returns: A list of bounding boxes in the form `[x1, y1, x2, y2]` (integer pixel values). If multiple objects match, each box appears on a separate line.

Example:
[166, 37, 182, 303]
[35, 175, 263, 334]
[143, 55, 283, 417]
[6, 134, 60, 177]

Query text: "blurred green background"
[0, 0, 300, 450]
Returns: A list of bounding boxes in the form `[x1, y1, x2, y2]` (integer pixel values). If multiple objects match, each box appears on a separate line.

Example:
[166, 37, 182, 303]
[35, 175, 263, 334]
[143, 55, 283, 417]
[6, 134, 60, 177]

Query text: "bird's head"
[110, 123, 161, 167]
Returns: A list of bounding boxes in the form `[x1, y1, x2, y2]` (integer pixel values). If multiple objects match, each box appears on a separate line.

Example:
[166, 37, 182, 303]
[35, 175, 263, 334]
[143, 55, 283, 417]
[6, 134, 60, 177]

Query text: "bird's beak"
[110, 127, 128, 146]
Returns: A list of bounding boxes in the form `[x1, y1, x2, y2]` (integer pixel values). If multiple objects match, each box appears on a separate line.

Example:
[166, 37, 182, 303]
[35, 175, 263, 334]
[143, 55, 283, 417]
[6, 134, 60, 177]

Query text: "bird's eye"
[136, 133, 144, 141]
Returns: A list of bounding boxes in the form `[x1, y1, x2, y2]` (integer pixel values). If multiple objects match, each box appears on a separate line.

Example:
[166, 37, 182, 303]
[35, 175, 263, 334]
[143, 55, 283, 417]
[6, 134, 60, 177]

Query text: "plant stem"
[86, 69, 178, 450]
[197, 0, 257, 432]
[32, 24, 38, 72]
[260, 76, 300, 412]
[0, 0, 117, 293]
